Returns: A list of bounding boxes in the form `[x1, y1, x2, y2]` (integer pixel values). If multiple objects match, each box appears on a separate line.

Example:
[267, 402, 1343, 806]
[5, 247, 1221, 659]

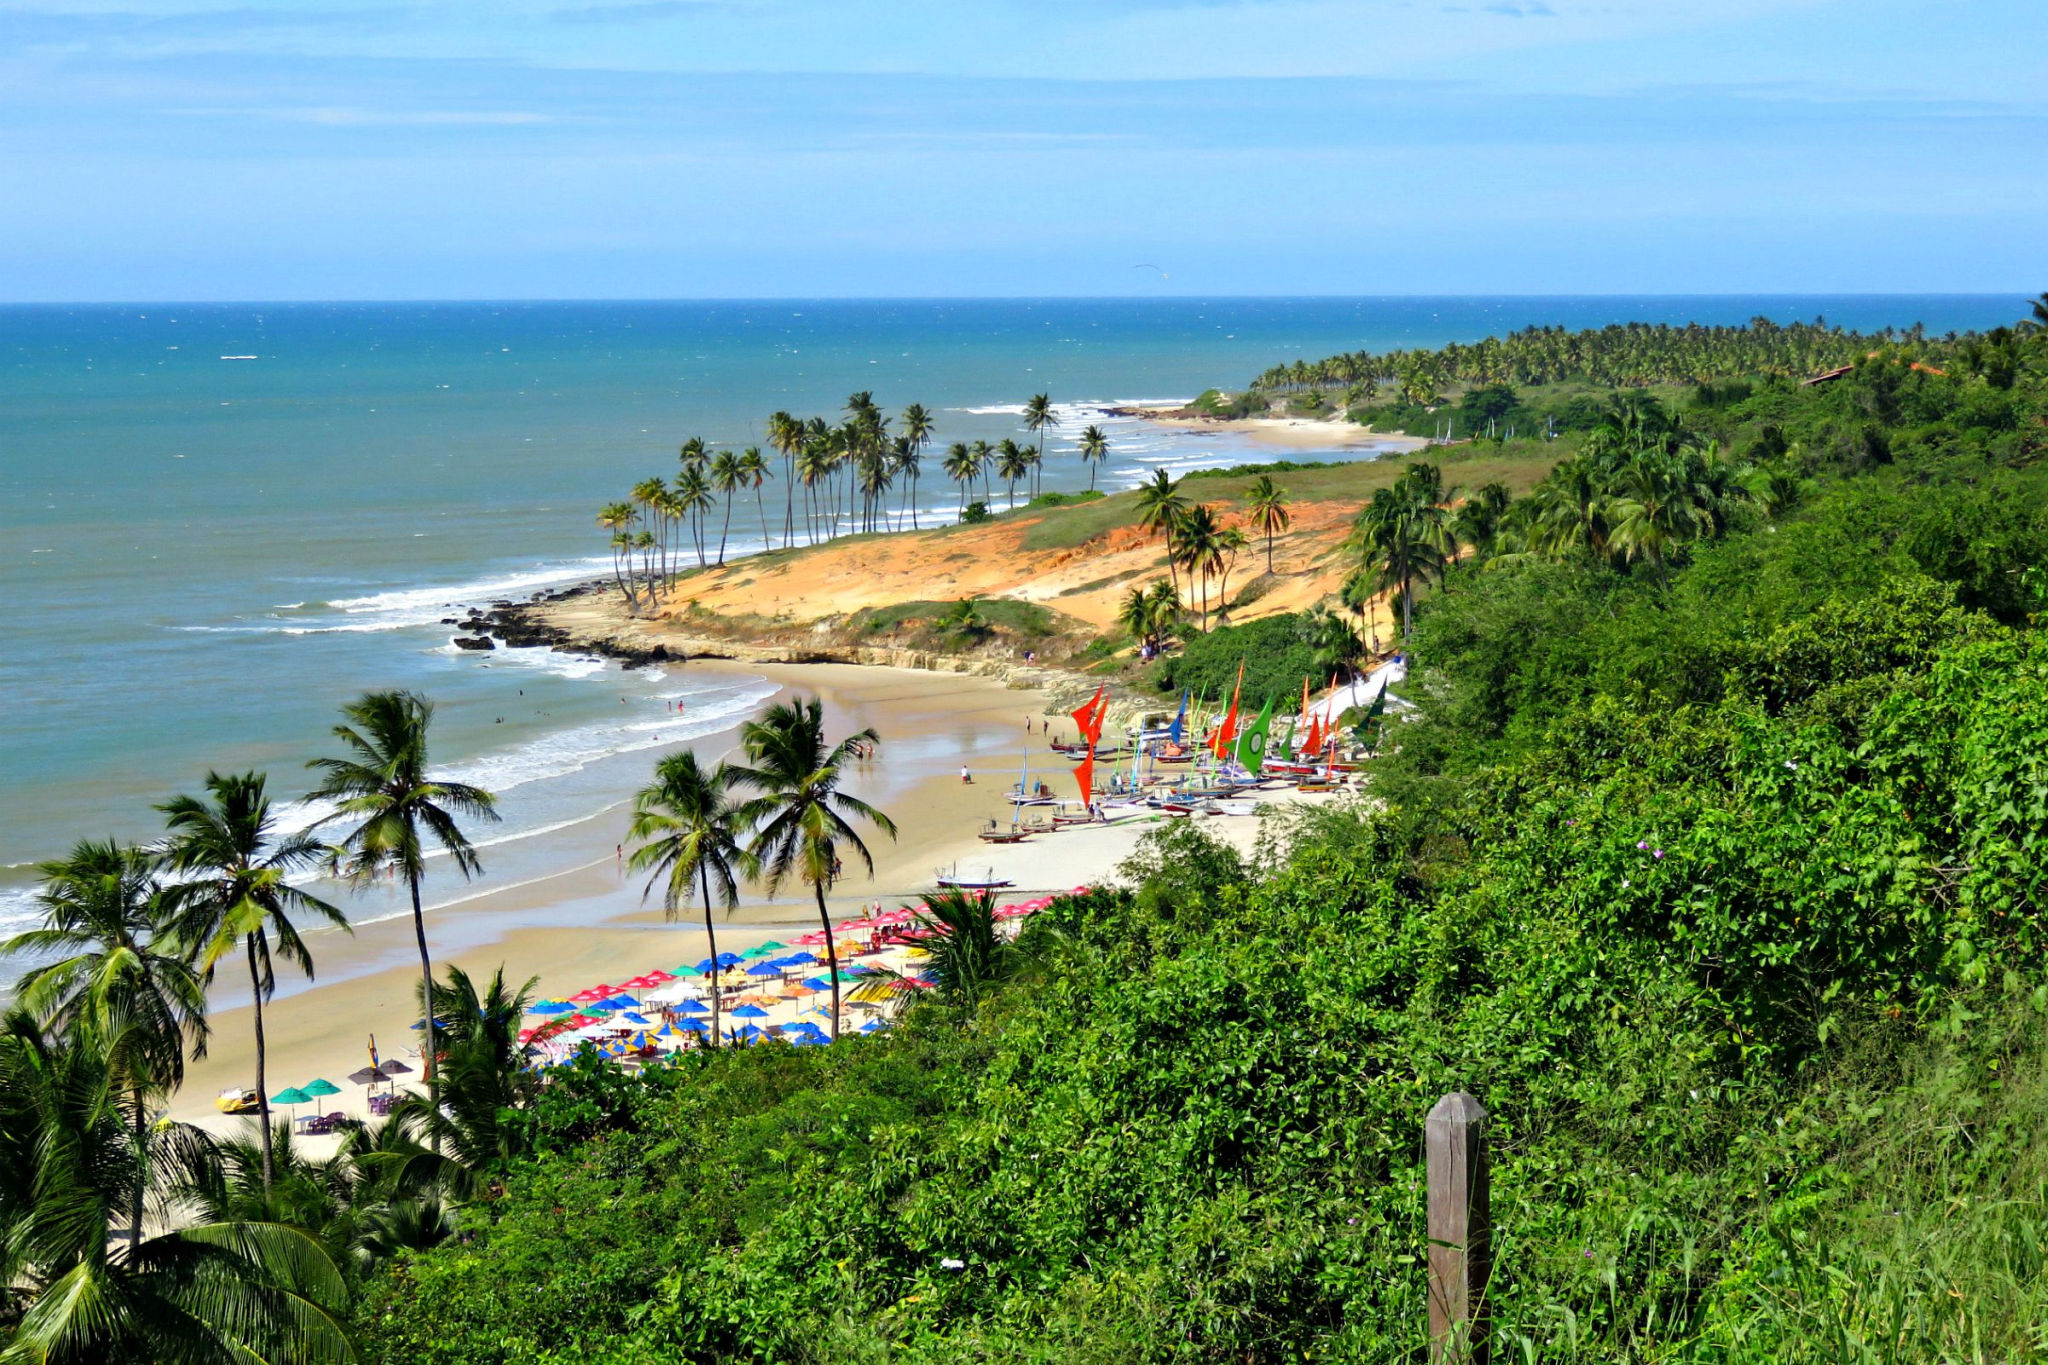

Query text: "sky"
[0, 0, 2043, 300]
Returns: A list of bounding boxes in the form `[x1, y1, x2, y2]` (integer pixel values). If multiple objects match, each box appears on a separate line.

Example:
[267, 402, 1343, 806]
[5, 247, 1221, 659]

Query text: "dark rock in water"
[441, 617, 459, 625]
[452, 635, 496, 651]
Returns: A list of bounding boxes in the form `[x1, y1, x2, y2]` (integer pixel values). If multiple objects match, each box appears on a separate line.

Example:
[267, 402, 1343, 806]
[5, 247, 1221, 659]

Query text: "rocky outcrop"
[451, 635, 496, 651]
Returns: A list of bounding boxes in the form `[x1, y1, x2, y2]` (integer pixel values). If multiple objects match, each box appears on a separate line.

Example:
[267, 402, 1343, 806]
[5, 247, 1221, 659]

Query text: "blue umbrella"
[844, 964, 874, 976]
[674, 1000, 709, 1015]
[790, 1032, 827, 1046]
[730, 1004, 769, 1018]
[619, 1012, 654, 1027]
[675, 1017, 709, 1033]
[732, 1023, 765, 1041]
[744, 962, 780, 978]
[860, 1018, 885, 1033]
[600, 994, 642, 1010]
[782, 951, 818, 966]
[528, 1000, 576, 1015]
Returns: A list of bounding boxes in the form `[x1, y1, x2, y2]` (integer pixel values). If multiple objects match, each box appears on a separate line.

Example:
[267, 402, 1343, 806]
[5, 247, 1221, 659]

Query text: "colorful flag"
[1233, 698, 1275, 773]
[1167, 689, 1188, 746]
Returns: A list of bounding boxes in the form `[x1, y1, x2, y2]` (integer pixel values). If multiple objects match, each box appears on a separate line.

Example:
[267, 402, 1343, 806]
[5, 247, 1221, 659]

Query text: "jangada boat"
[216, 1087, 261, 1115]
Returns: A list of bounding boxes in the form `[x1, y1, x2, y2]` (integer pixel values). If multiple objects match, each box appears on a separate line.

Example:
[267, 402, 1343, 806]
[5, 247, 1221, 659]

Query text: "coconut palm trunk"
[245, 936, 273, 1189]
[406, 870, 438, 1142]
[814, 880, 840, 1040]
[700, 864, 722, 1048]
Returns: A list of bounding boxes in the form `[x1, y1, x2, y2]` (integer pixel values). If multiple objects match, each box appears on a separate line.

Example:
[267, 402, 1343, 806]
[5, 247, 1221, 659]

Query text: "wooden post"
[1426, 1091, 1490, 1365]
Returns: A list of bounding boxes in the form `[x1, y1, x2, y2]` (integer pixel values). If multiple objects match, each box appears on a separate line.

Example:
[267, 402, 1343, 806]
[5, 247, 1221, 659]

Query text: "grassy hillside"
[353, 317, 2048, 1364]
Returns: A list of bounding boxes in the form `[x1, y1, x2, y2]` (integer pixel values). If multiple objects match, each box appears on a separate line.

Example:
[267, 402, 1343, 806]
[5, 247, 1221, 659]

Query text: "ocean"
[0, 296, 2026, 935]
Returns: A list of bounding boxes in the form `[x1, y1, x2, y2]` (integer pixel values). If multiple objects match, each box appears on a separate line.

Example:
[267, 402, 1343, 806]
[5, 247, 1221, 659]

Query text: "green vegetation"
[844, 597, 1069, 651]
[1024, 489, 1105, 510]
[1256, 314, 1932, 396]
[12, 303, 2048, 1362]
[345, 300, 2048, 1365]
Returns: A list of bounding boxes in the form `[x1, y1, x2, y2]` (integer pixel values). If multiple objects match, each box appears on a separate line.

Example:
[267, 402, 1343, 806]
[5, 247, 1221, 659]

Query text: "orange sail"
[1070, 686, 1108, 803]
[1211, 661, 1244, 758]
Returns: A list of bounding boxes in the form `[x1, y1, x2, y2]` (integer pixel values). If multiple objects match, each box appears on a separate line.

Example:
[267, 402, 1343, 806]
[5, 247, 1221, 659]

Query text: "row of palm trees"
[1350, 395, 1802, 642]
[597, 393, 1116, 610]
[0, 690, 496, 1360]
[0, 683, 904, 1356]
[1127, 472, 1293, 634]
[1250, 316, 1910, 401]
[626, 696, 894, 1046]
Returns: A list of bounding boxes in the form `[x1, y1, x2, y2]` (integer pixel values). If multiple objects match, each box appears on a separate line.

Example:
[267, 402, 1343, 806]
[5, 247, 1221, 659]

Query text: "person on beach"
[960, 765, 973, 783]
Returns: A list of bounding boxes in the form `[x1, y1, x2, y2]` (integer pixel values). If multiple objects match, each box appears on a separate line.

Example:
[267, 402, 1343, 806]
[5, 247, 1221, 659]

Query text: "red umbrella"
[565, 1013, 598, 1027]
[643, 969, 676, 982]
[622, 975, 660, 990]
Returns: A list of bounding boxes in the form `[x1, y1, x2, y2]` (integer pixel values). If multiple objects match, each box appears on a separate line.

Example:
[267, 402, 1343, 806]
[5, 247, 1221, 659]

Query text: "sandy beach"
[1132, 406, 1432, 452]
[169, 659, 1274, 1137]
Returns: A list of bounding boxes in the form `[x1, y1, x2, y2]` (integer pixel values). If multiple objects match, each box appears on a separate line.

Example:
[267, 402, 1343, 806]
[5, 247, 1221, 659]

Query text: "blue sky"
[1, 0, 2042, 299]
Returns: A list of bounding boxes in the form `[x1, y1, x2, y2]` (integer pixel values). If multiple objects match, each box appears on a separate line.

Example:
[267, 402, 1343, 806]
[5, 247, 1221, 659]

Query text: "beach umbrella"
[744, 961, 780, 978]
[731, 1024, 765, 1041]
[729, 1004, 769, 1018]
[781, 951, 818, 966]
[300, 1078, 341, 1102]
[674, 999, 709, 1015]
[568, 988, 609, 1004]
[676, 1017, 709, 1033]
[619, 1011, 654, 1027]
[346, 1066, 381, 1086]
[270, 1086, 311, 1124]
[528, 1000, 576, 1015]
[790, 1032, 827, 1046]
[860, 1018, 885, 1033]
[376, 1059, 413, 1078]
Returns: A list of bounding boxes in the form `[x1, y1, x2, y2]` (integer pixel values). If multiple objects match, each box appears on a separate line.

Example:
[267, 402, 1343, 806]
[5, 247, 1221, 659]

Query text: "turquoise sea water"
[0, 296, 2026, 931]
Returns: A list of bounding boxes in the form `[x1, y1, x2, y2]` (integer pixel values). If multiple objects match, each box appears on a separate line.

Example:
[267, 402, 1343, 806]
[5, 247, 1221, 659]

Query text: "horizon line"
[2, 290, 2030, 308]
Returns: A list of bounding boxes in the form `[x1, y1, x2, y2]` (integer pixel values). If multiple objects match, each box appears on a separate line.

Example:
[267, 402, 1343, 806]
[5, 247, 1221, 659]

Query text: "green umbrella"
[270, 1087, 311, 1106]
[301, 1078, 342, 1098]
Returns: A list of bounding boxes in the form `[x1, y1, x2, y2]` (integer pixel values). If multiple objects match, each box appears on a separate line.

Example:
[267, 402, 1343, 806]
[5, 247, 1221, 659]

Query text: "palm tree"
[710, 449, 745, 565]
[1117, 579, 1180, 653]
[597, 502, 638, 608]
[1209, 524, 1249, 627]
[732, 698, 897, 1041]
[394, 965, 540, 1183]
[1134, 470, 1189, 599]
[1174, 504, 1224, 630]
[159, 772, 346, 1193]
[0, 1013, 354, 1363]
[1022, 393, 1057, 498]
[767, 411, 802, 549]
[4, 839, 210, 1254]
[855, 888, 1020, 1010]
[942, 442, 978, 519]
[628, 751, 756, 1050]
[1348, 472, 1454, 642]
[969, 439, 994, 505]
[1077, 424, 1109, 491]
[306, 690, 499, 1155]
[1302, 604, 1366, 682]
[630, 477, 669, 589]
[738, 446, 773, 556]
[900, 402, 934, 529]
[675, 464, 712, 567]
[995, 439, 1031, 510]
[1243, 474, 1291, 573]
[1452, 482, 1513, 563]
